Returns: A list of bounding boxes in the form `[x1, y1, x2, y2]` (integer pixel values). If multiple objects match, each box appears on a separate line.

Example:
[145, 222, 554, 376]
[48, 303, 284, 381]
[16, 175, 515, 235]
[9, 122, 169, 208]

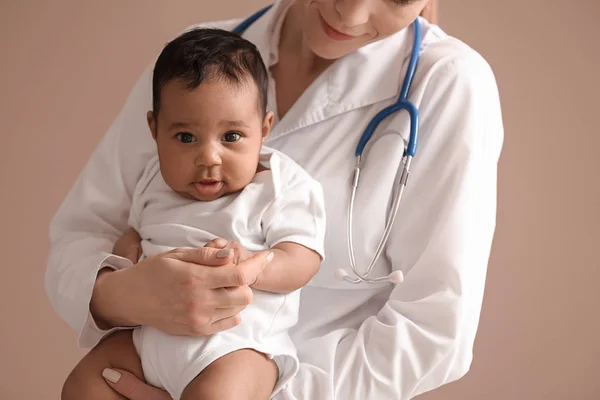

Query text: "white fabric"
[128, 149, 325, 259]
[45, 1, 504, 398]
[127, 149, 324, 399]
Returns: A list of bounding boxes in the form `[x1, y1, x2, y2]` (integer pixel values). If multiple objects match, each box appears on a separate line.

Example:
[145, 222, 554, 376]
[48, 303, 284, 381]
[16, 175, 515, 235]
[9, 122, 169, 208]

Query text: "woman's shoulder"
[410, 21, 504, 159]
[417, 20, 497, 84]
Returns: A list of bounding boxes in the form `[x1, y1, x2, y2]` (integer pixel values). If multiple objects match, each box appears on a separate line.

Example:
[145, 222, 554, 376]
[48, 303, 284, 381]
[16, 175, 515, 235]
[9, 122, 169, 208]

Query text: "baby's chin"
[177, 183, 242, 202]
[176, 186, 226, 202]
[188, 192, 223, 202]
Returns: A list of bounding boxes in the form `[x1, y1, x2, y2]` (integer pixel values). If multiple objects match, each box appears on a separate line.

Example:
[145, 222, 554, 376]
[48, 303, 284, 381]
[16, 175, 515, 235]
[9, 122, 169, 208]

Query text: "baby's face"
[148, 78, 272, 201]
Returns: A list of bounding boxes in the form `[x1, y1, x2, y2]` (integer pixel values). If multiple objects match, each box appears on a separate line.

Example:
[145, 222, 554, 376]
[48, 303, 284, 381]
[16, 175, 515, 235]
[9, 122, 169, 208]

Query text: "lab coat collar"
[242, 1, 415, 139]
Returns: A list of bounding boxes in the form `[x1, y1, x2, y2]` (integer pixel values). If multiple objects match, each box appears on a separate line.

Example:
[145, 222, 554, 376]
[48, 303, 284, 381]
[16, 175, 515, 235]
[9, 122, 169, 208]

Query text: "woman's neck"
[277, 2, 333, 78]
[270, 2, 335, 118]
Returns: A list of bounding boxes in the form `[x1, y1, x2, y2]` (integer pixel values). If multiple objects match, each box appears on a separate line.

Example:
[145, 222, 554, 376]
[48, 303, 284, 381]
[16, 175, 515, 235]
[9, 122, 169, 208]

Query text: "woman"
[46, 0, 503, 399]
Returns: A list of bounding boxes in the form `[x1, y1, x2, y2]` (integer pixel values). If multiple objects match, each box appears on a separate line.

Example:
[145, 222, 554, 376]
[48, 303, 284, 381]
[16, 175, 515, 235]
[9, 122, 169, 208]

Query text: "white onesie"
[128, 148, 326, 400]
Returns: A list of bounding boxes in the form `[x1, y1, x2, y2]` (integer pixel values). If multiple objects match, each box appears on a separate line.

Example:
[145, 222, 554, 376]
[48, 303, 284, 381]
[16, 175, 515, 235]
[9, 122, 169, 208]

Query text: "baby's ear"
[262, 111, 274, 143]
[147, 111, 158, 140]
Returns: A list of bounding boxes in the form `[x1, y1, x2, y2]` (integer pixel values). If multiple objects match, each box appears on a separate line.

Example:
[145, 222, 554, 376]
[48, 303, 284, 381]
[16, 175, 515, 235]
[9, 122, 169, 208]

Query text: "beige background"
[1, 0, 599, 399]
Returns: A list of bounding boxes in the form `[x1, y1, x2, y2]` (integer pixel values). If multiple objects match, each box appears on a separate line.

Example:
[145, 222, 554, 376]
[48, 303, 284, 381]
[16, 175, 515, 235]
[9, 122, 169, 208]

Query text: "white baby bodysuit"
[128, 148, 326, 400]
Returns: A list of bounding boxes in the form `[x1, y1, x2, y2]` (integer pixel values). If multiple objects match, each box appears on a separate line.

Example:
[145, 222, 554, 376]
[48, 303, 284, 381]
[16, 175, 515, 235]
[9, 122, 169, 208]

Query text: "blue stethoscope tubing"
[234, 5, 422, 284]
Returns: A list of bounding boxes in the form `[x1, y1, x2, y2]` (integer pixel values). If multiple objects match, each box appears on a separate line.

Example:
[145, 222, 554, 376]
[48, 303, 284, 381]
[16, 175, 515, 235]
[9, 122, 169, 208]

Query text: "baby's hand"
[113, 227, 142, 264]
[204, 238, 254, 265]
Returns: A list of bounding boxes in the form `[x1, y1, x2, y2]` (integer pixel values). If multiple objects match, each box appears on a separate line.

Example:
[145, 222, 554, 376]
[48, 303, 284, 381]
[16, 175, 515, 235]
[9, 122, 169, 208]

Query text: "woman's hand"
[90, 244, 274, 336]
[113, 227, 142, 264]
[102, 368, 172, 400]
[205, 238, 255, 266]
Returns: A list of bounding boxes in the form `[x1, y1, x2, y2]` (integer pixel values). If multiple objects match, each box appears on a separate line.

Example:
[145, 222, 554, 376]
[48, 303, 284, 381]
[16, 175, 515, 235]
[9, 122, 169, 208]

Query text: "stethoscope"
[234, 5, 422, 285]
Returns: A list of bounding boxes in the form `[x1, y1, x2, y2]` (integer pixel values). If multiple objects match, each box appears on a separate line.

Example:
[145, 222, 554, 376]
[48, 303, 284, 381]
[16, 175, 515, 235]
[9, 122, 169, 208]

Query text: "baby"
[63, 28, 325, 400]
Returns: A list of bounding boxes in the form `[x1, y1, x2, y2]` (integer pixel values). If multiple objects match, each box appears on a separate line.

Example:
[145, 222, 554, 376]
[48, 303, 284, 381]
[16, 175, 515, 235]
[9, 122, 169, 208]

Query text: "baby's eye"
[222, 132, 242, 143]
[176, 133, 196, 143]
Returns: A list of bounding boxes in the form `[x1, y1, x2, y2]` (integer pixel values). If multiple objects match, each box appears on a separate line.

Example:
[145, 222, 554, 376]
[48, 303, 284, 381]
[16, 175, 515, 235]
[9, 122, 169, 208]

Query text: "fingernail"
[216, 249, 232, 259]
[102, 368, 121, 384]
[266, 252, 274, 263]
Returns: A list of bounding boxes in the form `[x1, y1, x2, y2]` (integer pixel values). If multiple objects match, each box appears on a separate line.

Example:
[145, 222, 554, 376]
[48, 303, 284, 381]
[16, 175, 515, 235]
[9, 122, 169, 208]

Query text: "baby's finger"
[125, 245, 142, 264]
[204, 238, 228, 249]
[208, 252, 273, 288]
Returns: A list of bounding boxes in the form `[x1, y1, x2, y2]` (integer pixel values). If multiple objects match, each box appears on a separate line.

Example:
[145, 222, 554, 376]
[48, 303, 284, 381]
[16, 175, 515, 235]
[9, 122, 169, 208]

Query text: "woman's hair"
[151, 28, 269, 116]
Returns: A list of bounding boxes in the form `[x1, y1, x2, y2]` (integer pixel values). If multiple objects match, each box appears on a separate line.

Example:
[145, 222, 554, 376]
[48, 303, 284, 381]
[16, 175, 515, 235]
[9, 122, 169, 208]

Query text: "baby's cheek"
[163, 165, 191, 192]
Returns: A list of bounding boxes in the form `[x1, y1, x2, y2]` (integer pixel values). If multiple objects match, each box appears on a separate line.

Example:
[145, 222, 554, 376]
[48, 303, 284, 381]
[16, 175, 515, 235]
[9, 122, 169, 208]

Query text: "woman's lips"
[320, 15, 356, 41]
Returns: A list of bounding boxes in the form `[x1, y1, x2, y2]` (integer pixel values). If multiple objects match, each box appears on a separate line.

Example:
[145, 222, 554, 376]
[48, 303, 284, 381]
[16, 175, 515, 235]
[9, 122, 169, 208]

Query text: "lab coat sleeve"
[45, 63, 156, 347]
[284, 52, 504, 399]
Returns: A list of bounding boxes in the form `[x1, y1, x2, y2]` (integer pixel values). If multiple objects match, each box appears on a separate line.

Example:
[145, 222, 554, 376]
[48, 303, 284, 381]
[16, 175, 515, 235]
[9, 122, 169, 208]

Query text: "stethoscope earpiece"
[334, 268, 349, 281]
[388, 270, 404, 284]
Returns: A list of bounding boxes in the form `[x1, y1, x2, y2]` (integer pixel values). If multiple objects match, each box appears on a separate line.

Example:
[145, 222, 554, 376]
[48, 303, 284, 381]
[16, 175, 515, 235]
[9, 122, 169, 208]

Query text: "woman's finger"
[212, 286, 254, 307]
[212, 305, 246, 323]
[102, 368, 172, 400]
[171, 246, 233, 266]
[206, 314, 242, 335]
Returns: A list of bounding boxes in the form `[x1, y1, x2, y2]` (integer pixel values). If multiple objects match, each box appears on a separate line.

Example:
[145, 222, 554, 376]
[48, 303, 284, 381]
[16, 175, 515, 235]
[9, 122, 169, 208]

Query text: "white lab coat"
[45, 1, 504, 399]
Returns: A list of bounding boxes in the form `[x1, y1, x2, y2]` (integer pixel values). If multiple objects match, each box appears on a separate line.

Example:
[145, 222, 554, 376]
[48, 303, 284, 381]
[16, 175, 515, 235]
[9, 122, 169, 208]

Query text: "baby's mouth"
[193, 179, 223, 197]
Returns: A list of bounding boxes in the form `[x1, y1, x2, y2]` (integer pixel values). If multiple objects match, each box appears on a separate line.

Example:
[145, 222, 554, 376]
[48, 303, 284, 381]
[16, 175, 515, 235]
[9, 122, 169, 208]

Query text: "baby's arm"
[252, 242, 321, 294]
[250, 168, 325, 294]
